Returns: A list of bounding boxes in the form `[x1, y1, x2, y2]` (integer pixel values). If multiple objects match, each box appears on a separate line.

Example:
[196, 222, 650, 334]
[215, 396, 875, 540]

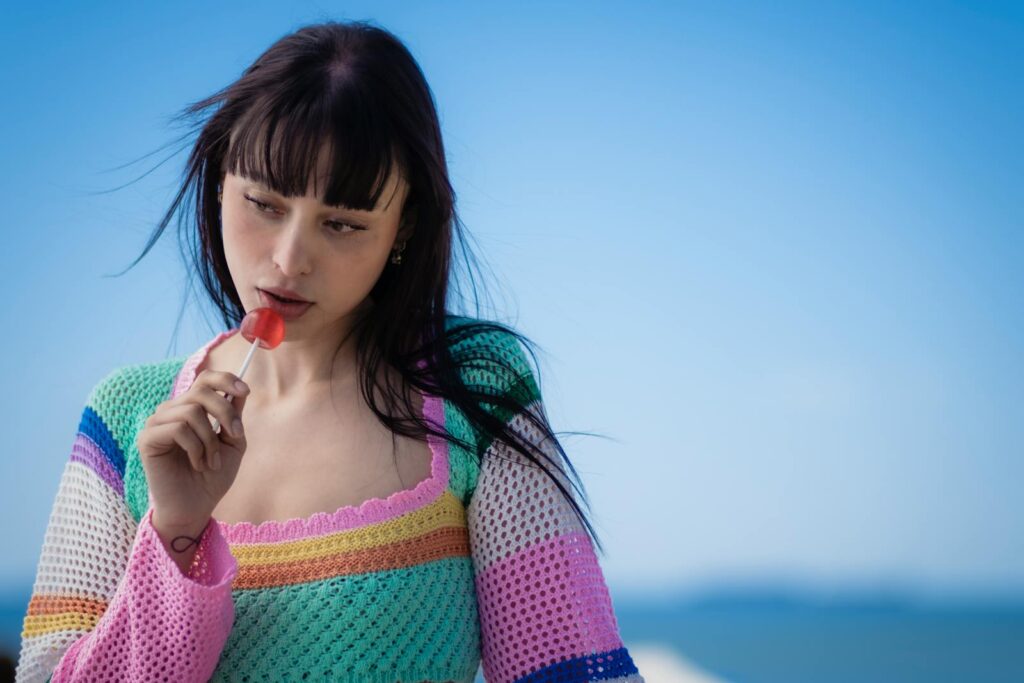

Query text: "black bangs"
[222, 81, 403, 213]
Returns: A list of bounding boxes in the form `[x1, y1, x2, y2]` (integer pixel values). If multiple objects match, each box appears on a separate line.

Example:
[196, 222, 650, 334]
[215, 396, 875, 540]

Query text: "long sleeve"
[15, 373, 239, 682]
[464, 339, 644, 682]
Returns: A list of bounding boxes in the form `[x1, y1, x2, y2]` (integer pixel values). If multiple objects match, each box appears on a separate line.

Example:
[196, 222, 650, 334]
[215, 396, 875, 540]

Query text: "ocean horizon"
[3, 583, 1022, 682]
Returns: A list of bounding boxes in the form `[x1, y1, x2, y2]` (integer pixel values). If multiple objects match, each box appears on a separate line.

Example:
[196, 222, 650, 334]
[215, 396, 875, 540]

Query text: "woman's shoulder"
[84, 355, 190, 423]
[442, 313, 539, 400]
[443, 313, 526, 358]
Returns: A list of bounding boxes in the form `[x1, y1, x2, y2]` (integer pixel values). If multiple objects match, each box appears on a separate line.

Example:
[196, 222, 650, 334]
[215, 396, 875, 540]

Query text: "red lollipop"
[211, 307, 285, 436]
[240, 307, 285, 350]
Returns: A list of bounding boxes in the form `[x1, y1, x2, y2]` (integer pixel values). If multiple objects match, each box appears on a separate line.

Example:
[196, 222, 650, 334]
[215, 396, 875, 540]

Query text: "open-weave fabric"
[16, 315, 644, 682]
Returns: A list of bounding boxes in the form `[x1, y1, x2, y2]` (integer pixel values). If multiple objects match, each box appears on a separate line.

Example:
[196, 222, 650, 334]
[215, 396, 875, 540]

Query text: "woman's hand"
[136, 370, 250, 533]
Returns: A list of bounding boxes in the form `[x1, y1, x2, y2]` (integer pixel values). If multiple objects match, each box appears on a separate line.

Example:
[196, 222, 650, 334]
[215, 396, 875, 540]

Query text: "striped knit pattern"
[15, 315, 644, 682]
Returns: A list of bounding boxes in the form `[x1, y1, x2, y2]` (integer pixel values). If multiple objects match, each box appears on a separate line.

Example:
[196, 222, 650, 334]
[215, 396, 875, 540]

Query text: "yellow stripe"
[232, 489, 467, 567]
[22, 612, 100, 638]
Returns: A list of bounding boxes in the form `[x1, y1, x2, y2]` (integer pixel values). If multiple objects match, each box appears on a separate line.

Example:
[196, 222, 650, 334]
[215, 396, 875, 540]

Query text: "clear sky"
[1, 1, 1021, 603]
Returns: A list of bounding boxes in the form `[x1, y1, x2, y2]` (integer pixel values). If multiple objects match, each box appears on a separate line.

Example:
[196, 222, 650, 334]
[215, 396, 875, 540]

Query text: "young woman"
[16, 20, 644, 683]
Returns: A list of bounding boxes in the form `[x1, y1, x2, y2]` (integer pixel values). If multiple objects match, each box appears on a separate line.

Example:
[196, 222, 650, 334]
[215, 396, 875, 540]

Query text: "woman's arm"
[15, 371, 238, 682]
[464, 338, 645, 683]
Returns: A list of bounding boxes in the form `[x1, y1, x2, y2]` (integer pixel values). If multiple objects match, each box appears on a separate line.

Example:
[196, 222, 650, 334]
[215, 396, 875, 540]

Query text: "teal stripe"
[211, 556, 481, 682]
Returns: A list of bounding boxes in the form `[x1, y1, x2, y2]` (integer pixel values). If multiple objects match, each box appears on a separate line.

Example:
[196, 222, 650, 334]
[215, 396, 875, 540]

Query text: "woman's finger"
[152, 403, 222, 471]
[140, 419, 207, 472]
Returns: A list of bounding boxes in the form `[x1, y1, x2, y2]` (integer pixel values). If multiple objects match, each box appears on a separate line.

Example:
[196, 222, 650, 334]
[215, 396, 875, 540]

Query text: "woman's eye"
[245, 195, 276, 212]
[245, 195, 365, 234]
[327, 220, 367, 234]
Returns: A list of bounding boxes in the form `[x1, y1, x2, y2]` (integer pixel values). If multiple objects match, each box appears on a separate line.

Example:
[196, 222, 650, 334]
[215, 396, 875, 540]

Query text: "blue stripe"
[513, 646, 640, 683]
[78, 404, 126, 478]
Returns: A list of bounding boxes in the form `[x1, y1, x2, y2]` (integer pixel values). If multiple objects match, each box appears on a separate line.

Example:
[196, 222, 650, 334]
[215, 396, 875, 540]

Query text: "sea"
[1, 585, 1022, 683]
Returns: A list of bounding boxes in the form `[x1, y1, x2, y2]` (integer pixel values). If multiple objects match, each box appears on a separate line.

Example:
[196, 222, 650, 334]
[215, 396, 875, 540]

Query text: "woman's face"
[219, 162, 410, 336]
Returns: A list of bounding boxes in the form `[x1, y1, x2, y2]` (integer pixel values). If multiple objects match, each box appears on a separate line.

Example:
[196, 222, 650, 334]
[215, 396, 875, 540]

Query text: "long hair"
[105, 19, 608, 556]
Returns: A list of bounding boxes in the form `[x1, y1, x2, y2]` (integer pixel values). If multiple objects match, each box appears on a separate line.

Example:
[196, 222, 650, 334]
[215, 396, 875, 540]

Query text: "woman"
[16, 20, 644, 683]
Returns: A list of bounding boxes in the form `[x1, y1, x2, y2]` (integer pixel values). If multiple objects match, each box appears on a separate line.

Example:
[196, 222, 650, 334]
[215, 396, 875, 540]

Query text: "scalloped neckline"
[169, 327, 449, 545]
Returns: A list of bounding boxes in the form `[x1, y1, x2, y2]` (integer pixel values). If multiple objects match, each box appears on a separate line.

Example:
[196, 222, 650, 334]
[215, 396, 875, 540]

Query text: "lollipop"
[211, 307, 284, 434]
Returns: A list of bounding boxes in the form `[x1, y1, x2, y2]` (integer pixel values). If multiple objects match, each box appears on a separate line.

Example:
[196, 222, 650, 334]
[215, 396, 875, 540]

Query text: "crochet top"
[15, 315, 644, 683]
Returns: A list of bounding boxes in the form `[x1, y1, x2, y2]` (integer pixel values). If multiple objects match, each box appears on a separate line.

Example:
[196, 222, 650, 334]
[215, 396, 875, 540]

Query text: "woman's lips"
[257, 289, 314, 319]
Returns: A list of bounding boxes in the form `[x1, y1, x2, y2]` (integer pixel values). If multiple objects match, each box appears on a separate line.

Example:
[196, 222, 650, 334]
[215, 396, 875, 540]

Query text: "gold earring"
[390, 241, 406, 265]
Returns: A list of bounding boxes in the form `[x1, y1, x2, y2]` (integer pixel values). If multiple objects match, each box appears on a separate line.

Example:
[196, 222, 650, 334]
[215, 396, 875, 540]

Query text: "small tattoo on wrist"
[171, 532, 203, 553]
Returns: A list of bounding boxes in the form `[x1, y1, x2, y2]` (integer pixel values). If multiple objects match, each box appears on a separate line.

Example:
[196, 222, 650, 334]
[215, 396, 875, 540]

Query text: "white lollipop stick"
[211, 338, 260, 434]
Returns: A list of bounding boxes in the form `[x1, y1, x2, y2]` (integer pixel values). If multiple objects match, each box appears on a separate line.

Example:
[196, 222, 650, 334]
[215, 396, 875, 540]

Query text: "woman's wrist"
[151, 510, 212, 575]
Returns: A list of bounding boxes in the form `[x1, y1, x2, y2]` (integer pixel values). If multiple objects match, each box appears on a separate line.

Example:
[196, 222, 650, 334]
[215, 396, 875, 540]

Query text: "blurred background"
[1, 1, 1022, 682]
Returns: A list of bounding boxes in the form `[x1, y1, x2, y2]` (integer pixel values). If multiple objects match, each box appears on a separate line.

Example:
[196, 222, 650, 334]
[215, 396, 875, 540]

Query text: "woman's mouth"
[257, 289, 314, 319]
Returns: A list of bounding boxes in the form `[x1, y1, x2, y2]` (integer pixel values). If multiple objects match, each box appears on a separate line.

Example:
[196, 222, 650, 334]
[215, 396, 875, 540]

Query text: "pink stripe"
[50, 633, 88, 682]
[475, 530, 624, 683]
[170, 329, 235, 400]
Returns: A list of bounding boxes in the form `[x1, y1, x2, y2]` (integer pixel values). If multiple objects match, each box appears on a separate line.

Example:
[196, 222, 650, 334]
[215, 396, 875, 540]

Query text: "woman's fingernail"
[232, 419, 244, 437]
[235, 380, 248, 393]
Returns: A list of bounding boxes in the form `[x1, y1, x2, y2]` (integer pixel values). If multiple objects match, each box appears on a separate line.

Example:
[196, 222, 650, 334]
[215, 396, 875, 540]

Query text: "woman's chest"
[211, 401, 434, 526]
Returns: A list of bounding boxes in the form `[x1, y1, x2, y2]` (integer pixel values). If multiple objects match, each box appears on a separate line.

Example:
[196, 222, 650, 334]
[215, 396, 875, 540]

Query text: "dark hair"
[106, 19, 608, 555]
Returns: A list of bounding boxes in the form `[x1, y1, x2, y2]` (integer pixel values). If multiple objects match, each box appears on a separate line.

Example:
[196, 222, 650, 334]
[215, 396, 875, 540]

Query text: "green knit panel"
[94, 357, 190, 524]
[445, 315, 542, 503]
[442, 397, 479, 508]
[210, 557, 481, 682]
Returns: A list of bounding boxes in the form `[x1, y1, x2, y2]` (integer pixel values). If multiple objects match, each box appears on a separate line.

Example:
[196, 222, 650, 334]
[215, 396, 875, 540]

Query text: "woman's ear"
[398, 203, 418, 241]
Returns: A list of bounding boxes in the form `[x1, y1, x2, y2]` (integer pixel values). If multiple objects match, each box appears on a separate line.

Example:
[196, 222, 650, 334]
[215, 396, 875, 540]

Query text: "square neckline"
[168, 327, 450, 545]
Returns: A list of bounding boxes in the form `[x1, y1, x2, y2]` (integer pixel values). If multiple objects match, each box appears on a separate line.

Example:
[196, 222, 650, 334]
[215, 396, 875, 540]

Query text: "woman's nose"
[272, 220, 314, 276]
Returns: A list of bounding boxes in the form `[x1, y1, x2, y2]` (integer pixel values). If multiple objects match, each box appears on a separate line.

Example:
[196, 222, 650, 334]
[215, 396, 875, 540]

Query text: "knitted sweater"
[15, 316, 644, 683]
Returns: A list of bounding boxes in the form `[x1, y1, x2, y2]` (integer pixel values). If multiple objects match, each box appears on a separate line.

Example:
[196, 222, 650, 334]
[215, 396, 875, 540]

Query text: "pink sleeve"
[48, 507, 236, 682]
[466, 395, 645, 683]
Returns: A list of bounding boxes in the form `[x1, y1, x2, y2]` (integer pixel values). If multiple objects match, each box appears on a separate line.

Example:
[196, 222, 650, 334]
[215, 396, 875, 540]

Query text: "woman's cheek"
[221, 214, 262, 283]
[227, 214, 269, 255]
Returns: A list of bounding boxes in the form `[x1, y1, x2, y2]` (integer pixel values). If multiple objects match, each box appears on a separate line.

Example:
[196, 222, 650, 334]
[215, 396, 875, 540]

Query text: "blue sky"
[1, 1, 1021, 602]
